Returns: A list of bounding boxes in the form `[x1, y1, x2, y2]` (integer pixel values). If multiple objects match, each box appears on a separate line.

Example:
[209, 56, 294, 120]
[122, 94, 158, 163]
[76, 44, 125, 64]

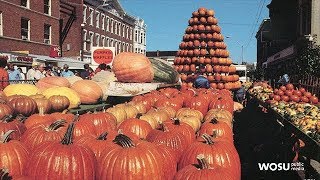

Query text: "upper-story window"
[130, 27, 133, 40]
[106, 16, 110, 32]
[101, 14, 105, 30]
[89, 8, 94, 26]
[135, 30, 138, 42]
[96, 33, 100, 46]
[83, 29, 87, 51]
[44, 24, 51, 44]
[21, 18, 30, 40]
[95, 11, 100, 28]
[0, 12, 3, 36]
[106, 38, 109, 47]
[118, 22, 121, 35]
[83, 5, 87, 23]
[44, 0, 51, 15]
[122, 24, 125, 38]
[110, 19, 114, 33]
[140, 32, 143, 44]
[21, 0, 29, 8]
[126, 26, 129, 39]
[89, 31, 94, 51]
[101, 35, 105, 47]
[114, 20, 118, 35]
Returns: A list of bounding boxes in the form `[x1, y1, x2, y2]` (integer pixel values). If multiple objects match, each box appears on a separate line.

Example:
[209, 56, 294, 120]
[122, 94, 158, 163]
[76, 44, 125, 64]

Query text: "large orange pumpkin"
[112, 52, 154, 83]
[36, 76, 71, 92]
[70, 80, 103, 104]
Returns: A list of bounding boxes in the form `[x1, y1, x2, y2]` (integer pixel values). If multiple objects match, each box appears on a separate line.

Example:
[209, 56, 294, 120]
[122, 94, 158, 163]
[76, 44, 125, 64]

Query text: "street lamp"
[80, 2, 110, 61]
[225, 36, 244, 64]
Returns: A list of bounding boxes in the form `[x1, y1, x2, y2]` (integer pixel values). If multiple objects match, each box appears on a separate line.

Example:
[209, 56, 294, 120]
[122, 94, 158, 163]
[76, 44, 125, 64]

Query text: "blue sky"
[119, 0, 271, 64]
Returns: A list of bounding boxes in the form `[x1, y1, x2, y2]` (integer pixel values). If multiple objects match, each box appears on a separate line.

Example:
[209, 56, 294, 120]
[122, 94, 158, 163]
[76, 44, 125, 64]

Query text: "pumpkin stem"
[0, 130, 15, 143]
[195, 154, 210, 169]
[210, 118, 218, 124]
[201, 133, 214, 145]
[113, 134, 135, 148]
[211, 130, 218, 138]
[97, 132, 108, 140]
[172, 118, 180, 125]
[39, 107, 45, 116]
[0, 169, 12, 180]
[72, 114, 80, 122]
[47, 120, 67, 131]
[136, 113, 143, 119]
[157, 123, 168, 132]
[118, 129, 123, 134]
[61, 122, 75, 145]
[1, 115, 13, 123]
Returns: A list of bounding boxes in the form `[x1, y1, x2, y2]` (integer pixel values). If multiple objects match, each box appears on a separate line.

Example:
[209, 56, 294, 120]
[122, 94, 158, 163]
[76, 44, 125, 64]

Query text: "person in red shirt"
[0, 59, 9, 90]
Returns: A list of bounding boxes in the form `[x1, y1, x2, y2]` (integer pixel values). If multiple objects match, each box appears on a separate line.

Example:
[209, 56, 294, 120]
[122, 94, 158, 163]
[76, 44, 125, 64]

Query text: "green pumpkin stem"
[0, 130, 15, 143]
[196, 154, 210, 169]
[1, 115, 13, 122]
[97, 132, 108, 140]
[0, 169, 12, 180]
[47, 120, 67, 131]
[113, 134, 135, 148]
[210, 118, 218, 124]
[201, 133, 214, 145]
[61, 122, 75, 145]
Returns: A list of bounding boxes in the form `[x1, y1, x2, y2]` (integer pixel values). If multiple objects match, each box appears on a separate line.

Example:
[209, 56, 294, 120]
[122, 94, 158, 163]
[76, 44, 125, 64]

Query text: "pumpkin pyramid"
[173, 7, 241, 90]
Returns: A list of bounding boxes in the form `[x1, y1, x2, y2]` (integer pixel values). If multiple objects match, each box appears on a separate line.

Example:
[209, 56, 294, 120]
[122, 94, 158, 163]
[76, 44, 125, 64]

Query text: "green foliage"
[292, 44, 320, 77]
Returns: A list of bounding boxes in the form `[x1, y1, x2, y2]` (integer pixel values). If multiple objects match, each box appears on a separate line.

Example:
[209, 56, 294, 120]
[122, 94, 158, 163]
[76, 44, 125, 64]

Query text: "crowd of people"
[0, 59, 111, 90]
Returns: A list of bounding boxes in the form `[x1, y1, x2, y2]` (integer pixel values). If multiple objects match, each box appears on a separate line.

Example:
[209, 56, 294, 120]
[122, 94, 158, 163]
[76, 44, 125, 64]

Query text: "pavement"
[233, 98, 303, 180]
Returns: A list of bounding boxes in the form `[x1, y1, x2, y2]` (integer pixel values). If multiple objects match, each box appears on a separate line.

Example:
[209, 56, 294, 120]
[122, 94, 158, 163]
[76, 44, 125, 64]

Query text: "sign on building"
[91, 47, 115, 66]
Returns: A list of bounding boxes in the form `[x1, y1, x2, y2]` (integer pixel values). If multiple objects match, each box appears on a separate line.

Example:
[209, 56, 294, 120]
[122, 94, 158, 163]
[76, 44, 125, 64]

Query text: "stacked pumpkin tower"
[174, 7, 241, 90]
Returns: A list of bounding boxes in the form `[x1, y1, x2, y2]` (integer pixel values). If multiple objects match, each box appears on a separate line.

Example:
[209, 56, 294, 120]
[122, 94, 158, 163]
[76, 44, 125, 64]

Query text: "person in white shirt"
[34, 64, 46, 80]
[27, 62, 38, 80]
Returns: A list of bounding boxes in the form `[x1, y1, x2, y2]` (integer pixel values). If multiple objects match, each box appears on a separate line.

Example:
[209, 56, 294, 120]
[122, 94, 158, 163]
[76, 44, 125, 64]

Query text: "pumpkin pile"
[173, 7, 241, 90]
[0, 86, 242, 179]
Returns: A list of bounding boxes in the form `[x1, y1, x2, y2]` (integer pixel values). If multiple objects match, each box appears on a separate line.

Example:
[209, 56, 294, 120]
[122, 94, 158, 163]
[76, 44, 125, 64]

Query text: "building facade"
[256, 0, 320, 79]
[133, 18, 147, 54]
[0, 0, 146, 69]
[0, 0, 60, 65]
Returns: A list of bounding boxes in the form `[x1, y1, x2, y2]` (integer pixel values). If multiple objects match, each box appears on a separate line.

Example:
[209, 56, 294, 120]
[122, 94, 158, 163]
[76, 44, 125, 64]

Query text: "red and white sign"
[91, 47, 115, 66]
[49, 46, 61, 58]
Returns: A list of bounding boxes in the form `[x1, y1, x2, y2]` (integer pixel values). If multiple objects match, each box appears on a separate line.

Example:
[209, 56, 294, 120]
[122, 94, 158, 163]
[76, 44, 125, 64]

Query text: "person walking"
[61, 64, 74, 77]
[0, 59, 9, 90]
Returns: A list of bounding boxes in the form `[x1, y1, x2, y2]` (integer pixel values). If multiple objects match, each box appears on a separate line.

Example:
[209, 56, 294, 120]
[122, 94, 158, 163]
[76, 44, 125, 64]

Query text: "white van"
[235, 64, 249, 82]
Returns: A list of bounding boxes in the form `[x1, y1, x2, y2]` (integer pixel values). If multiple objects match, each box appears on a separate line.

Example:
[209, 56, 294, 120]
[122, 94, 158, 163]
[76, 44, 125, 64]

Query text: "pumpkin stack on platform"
[174, 7, 241, 90]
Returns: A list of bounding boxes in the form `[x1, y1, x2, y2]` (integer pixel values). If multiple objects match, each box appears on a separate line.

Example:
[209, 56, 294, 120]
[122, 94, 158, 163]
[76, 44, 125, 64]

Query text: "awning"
[29, 54, 63, 62]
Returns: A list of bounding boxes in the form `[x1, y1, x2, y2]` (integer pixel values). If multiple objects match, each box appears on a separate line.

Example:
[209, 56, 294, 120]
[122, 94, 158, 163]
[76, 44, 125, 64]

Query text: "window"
[106, 38, 109, 46]
[0, 12, 2, 36]
[89, 31, 94, 51]
[21, 0, 29, 8]
[89, 8, 94, 26]
[135, 30, 138, 42]
[110, 19, 113, 33]
[101, 35, 105, 47]
[140, 32, 143, 44]
[21, 18, 29, 40]
[122, 42, 125, 52]
[118, 42, 121, 54]
[106, 17, 109, 31]
[83, 29, 87, 51]
[110, 39, 114, 47]
[130, 45, 133, 52]
[126, 26, 129, 39]
[44, 24, 51, 44]
[96, 33, 100, 46]
[83, 5, 87, 23]
[118, 22, 121, 35]
[101, 14, 105, 30]
[95, 11, 100, 28]
[122, 24, 125, 38]
[130, 28, 133, 40]
[143, 33, 146, 45]
[44, 0, 51, 15]
[114, 20, 117, 35]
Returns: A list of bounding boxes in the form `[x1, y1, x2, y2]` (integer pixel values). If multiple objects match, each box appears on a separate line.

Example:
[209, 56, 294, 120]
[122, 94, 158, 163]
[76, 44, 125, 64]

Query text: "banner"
[91, 47, 115, 66]
[49, 46, 61, 58]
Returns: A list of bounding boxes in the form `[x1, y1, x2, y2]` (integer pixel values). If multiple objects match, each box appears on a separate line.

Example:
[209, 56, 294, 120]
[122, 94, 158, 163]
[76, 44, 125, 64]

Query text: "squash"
[112, 52, 154, 83]
[36, 76, 71, 92]
[42, 87, 81, 109]
[64, 76, 83, 85]
[71, 80, 103, 104]
[149, 58, 179, 83]
[3, 84, 39, 97]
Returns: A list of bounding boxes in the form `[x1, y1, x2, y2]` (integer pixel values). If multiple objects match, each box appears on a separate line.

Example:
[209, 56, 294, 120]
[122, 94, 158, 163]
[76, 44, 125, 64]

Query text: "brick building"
[0, 0, 60, 66]
[0, 0, 146, 69]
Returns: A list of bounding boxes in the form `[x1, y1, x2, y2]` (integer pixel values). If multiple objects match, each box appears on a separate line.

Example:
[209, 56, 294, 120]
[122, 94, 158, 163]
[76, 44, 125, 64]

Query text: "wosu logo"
[258, 162, 304, 171]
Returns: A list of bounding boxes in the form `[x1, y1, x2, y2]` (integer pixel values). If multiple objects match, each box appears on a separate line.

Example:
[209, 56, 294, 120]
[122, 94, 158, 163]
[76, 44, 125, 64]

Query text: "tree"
[292, 44, 320, 77]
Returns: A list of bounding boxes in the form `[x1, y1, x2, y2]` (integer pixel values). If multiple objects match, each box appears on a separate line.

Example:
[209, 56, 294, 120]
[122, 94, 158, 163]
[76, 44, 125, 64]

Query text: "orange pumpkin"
[36, 76, 70, 92]
[71, 80, 103, 104]
[112, 52, 154, 83]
